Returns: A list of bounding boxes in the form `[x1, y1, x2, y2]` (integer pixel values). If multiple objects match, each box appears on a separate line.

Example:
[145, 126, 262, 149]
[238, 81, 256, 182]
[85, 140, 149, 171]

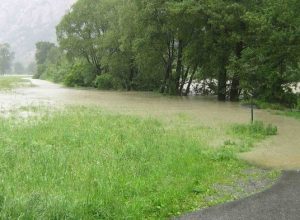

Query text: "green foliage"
[35, 64, 47, 79]
[94, 73, 120, 90]
[212, 146, 236, 161]
[279, 111, 300, 121]
[232, 0, 300, 106]
[275, 96, 300, 120]
[0, 43, 14, 75]
[13, 62, 25, 74]
[26, 62, 37, 75]
[63, 61, 96, 87]
[34, 42, 56, 78]
[232, 121, 278, 138]
[41, 63, 68, 83]
[35, 0, 300, 106]
[0, 76, 30, 90]
[0, 107, 278, 219]
[35, 42, 56, 65]
[241, 99, 286, 111]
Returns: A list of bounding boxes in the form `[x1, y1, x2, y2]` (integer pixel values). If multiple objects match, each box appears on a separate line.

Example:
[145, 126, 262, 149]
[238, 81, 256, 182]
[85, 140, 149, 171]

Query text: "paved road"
[178, 171, 300, 220]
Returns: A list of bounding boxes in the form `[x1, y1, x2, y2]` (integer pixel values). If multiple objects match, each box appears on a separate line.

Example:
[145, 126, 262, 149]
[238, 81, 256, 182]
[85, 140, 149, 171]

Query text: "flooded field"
[1, 78, 300, 170]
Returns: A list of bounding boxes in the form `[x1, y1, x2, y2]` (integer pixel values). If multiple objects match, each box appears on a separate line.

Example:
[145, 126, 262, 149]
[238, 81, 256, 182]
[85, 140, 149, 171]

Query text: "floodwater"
[1, 78, 300, 170]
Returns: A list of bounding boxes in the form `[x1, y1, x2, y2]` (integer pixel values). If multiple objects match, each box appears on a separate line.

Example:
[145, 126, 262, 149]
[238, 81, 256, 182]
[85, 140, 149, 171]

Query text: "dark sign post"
[251, 95, 254, 124]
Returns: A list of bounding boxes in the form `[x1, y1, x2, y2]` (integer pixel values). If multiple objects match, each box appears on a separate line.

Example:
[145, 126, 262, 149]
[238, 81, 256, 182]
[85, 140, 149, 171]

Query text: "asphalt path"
[178, 171, 300, 220]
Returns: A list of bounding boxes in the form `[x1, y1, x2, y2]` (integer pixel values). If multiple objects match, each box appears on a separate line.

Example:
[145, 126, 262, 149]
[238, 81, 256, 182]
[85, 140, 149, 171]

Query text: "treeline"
[0, 43, 36, 75]
[35, 0, 300, 106]
[0, 43, 14, 75]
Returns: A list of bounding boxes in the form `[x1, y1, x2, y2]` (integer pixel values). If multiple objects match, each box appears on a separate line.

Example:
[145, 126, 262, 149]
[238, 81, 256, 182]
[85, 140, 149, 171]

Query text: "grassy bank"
[241, 98, 300, 121]
[277, 111, 300, 120]
[0, 76, 31, 90]
[0, 107, 278, 219]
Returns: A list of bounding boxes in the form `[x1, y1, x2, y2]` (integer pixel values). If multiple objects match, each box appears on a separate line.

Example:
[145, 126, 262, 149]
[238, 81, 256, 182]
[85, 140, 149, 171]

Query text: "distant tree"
[27, 62, 37, 75]
[14, 62, 25, 74]
[56, 0, 112, 75]
[34, 41, 56, 78]
[35, 42, 56, 65]
[0, 43, 14, 75]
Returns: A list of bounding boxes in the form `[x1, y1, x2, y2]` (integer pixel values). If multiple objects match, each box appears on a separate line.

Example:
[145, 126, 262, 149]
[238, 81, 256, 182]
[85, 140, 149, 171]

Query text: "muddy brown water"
[1, 78, 299, 170]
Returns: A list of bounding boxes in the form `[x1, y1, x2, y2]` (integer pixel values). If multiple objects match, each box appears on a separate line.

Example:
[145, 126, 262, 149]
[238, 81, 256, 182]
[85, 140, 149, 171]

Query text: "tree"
[0, 43, 14, 75]
[14, 62, 25, 74]
[231, 0, 300, 106]
[38, 0, 300, 107]
[35, 42, 56, 65]
[57, 0, 113, 75]
[34, 41, 56, 78]
[27, 62, 37, 75]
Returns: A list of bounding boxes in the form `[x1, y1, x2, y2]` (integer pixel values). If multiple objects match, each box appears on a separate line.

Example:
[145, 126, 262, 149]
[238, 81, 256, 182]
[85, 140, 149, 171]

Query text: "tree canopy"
[35, 0, 300, 106]
[0, 43, 14, 75]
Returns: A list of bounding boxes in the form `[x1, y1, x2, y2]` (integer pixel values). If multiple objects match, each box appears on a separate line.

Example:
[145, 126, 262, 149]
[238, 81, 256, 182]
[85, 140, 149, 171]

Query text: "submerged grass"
[241, 97, 300, 121]
[277, 111, 300, 120]
[0, 76, 31, 90]
[225, 121, 278, 153]
[0, 107, 278, 219]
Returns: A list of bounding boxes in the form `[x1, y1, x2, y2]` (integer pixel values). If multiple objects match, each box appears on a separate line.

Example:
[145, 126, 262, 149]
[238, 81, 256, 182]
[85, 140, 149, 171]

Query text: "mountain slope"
[0, 0, 76, 64]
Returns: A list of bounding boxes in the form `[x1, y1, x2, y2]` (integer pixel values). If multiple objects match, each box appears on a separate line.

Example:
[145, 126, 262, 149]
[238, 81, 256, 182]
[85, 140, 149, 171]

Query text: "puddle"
[1, 78, 299, 170]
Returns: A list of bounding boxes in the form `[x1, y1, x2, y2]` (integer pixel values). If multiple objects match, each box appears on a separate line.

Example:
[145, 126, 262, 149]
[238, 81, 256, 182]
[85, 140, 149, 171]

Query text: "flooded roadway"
[1, 78, 299, 170]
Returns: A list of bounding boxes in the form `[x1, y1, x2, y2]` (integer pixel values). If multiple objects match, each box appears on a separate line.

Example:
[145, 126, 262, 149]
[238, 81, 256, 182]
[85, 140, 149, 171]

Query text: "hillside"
[0, 0, 76, 64]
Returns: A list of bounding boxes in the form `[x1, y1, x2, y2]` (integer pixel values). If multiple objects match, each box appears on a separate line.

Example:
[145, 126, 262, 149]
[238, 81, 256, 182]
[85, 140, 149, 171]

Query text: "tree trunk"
[179, 66, 190, 95]
[127, 58, 136, 91]
[230, 75, 240, 101]
[230, 41, 243, 101]
[160, 39, 175, 94]
[185, 65, 197, 96]
[218, 63, 227, 101]
[171, 39, 183, 95]
[160, 61, 172, 93]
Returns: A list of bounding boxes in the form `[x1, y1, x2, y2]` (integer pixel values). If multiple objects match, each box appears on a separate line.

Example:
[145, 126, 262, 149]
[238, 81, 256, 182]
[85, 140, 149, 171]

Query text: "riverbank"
[0, 77, 285, 218]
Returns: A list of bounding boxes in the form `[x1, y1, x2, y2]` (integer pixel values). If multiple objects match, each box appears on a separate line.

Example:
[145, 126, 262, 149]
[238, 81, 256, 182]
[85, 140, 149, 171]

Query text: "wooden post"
[251, 95, 254, 124]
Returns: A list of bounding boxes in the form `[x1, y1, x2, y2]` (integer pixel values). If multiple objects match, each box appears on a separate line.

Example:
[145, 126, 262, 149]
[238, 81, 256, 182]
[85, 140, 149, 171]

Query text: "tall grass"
[0, 76, 30, 90]
[277, 111, 300, 120]
[0, 107, 277, 219]
[226, 121, 278, 153]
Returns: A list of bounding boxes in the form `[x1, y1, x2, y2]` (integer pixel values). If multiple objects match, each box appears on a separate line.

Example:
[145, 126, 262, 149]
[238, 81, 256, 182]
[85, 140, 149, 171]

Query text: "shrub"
[241, 99, 285, 111]
[33, 64, 46, 79]
[95, 73, 120, 90]
[63, 61, 96, 87]
[213, 146, 236, 161]
[265, 123, 278, 135]
[232, 121, 278, 138]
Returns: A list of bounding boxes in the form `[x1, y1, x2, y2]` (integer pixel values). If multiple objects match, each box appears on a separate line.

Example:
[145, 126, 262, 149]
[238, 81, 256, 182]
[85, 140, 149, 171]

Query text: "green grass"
[0, 107, 278, 219]
[277, 111, 300, 120]
[0, 76, 31, 90]
[241, 97, 300, 121]
[241, 99, 286, 111]
[226, 121, 278, 153]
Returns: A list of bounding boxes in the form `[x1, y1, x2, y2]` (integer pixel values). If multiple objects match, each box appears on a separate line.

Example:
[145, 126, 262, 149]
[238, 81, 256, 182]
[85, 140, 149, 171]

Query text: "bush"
[265, 123, 278, 135]
[212, 146, 236, 161]
[241, 99, 286, 111]
[40, 64, 68, 83]
[232, 121, 278, 138]
[63, 61, 96, 87]
[95, 73, 115, 90]
[33, 64, 46, 79]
